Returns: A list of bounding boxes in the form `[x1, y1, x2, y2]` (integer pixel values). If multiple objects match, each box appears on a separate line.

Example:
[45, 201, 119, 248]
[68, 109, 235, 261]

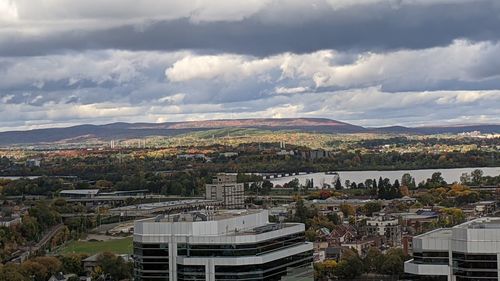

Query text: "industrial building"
[133, 209, 313, 281]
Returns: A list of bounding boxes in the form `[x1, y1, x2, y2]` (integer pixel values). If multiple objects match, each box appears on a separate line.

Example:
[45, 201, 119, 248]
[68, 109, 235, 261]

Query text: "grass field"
[59, 237, 133, 255]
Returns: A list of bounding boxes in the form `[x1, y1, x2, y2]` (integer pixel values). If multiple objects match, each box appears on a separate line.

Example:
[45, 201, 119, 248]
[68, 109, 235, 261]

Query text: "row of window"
[412, 251, 449, 265]
[177, 265, 206, 281]
[452, 252, 498, 280]
[177, 233, 306, 257]
[214, 251, 314, 281]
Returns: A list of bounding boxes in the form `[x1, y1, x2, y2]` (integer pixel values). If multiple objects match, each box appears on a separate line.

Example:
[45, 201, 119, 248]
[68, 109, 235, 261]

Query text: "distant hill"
[0, 118, 498, 145]
[374, 124, 500, 134]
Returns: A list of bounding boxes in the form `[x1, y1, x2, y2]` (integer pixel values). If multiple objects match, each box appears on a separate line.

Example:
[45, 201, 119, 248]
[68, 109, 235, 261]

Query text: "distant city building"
[220, 152, 238, 157]
[277, 149, 295, 156]
[59, 189, 100, 199]
[133, 209, 314, 281]
[299, 149, 333, 160]
[365, 215, 401, 246]
[177, 154, 207, 160]
[474, 201, 497, 215]
[404, 217, 500, 281]
[25, 158, 41, 167]
[205, 173, 245, 209]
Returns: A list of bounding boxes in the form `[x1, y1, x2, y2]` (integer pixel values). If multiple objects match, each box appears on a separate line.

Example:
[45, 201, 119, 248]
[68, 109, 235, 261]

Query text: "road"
[8, 223, 65, 263]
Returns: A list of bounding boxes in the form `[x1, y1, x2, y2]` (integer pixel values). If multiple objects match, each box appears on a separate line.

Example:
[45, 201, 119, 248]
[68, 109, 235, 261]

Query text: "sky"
[1, 0, 500, 131]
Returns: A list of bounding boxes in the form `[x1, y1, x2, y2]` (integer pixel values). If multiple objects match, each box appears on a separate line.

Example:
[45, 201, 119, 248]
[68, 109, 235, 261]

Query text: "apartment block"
[205, 173, 244, 209]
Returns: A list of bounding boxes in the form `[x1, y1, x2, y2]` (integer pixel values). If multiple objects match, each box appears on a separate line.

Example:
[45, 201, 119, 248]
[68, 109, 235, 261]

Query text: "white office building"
[404, 217, 500, 281]
[133, 209, 313, 281]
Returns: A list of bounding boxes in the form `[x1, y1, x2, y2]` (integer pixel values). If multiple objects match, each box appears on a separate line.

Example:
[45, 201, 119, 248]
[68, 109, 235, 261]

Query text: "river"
[269, 167, 500, 188]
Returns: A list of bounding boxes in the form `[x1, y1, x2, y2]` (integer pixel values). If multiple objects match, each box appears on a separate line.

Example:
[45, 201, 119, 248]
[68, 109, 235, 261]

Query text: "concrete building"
[365, 215, 401, 246]
[404, 217, 500, 281]
[205, 173, 245, 209]
[59, 189, 99, 199]
[133, 209, 313, 281]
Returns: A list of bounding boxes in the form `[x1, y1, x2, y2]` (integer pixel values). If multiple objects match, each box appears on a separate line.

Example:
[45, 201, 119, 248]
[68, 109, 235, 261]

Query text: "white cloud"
[164, 40, 500, 90]
[1, 40, 500, 131]
[165, 54, 280, 82]
[273, 40, 500, 89]
[274, 86, 309, 94]
[325, 0, 474, 10]
[6, 0, 269, 25]
[158, 93, 186, 104]
[0, 0, 18, 22]
[0, 50, 185, 89]
[1, 87, 498, 131]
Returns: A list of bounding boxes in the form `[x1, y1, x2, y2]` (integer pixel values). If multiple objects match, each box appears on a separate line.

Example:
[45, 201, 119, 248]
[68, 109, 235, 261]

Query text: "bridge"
[7, 223, 65, 263]
[108, 199, 223, 216]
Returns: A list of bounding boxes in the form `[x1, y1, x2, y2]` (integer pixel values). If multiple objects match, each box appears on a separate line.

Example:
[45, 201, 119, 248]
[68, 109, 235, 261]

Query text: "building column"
[206, 258, 215, 281]
[497, 254, 500, 280]
[169, 241, 177, 281]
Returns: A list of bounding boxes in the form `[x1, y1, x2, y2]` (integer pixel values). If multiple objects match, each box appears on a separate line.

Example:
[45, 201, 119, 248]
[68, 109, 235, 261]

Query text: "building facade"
[205, 173, 245, 209]
[133, 209, 314, 281]
[365, 215, 401, 247]
[404, 217, 500, 281]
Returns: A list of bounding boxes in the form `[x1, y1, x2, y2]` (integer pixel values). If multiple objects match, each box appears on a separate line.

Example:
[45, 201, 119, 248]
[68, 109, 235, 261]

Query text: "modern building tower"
[404, 217, 500, 281]
[133, 209, 314, 281]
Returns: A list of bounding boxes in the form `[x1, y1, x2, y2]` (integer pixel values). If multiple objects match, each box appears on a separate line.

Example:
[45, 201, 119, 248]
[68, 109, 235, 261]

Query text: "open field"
[59, 236, 133, 255]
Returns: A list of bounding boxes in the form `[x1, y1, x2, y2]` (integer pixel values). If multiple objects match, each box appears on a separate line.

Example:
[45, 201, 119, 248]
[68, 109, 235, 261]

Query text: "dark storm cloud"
[2, 1, 500, 56]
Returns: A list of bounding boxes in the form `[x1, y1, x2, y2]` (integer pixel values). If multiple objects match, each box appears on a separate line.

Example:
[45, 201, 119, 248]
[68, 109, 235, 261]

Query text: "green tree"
[380, 249, 405, 276]
[97, 252, 133, 281]
[288, 178, 300, 192]
[305, 229, 317, 242]
[327, 212, 341, 225]
[261, 180, 273, 194]
[335, 251, 363, 279]
[362, 202, 382, 216]
[363, 247, 383, 273]
[340, 203, 355, 218]
[21, 260, 49, 281]
[60, 254, 88, 276]
[471, 169, 484, 185]
[0, 264, 28, 281]
[294, 199, 309, 225]
[334, 178, 342, 190]
[314, 260, 337, 281]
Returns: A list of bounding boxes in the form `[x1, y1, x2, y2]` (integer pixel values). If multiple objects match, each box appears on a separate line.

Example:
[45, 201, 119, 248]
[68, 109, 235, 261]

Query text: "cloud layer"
[0, 0, 499, 131]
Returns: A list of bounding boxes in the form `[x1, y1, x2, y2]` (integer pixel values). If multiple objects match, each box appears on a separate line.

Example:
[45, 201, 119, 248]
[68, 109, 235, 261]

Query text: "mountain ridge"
[0, 118, 498, 146]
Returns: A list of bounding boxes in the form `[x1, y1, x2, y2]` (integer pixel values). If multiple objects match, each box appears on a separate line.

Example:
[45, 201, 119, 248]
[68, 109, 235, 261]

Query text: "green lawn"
[60, 237, 133, 255]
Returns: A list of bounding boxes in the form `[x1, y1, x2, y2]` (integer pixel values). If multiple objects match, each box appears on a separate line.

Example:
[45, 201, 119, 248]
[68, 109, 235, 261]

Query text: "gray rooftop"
[111, 199, 219, 211]
[458, 217, 500, 229]
[415, 228, 452, 239]
[59, 189, 99, 195]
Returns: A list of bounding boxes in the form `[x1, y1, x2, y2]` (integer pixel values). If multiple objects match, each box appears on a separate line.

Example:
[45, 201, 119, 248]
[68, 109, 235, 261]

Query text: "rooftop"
[150, 209, 263, 222]
[415, 228, 452, 239]
[59, 189, 99, 195]
[111, 199, 218, 211]
[458, 217, 500, 229]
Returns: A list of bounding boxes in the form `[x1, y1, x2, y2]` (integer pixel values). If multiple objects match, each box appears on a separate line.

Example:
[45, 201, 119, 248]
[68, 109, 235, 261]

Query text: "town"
[0, 147, 499, 281]
[2, 1, 500, 281]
